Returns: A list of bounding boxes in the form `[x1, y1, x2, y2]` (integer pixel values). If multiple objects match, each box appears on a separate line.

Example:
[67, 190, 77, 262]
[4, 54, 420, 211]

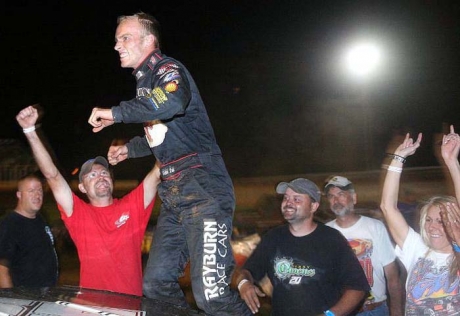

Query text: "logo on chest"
[274, 257, 316, 283]
[115, 213, 130, 228]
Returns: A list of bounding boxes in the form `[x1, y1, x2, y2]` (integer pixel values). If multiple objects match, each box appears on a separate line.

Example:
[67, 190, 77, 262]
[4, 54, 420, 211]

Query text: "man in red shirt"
[16, 105, 160, 296]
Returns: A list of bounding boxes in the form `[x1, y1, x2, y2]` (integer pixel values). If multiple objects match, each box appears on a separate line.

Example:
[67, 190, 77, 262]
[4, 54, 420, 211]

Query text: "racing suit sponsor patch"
[162, 71, 180, 83]
[157, 63, 181, 85]
[157, 62, 180, 76]
[164, 81, 179, 93]
[136, 87, 168, 110]
[202, 219, 230, 301]
[150, 87, 168, 104]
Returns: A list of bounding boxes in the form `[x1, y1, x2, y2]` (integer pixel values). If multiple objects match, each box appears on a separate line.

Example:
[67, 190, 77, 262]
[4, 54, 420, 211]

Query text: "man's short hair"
[117, 12, 161, 48]
[17, 174, 42, 191]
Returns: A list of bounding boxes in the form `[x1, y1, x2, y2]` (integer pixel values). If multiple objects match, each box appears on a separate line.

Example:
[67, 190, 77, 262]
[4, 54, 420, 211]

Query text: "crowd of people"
[1, 11, 460, 316]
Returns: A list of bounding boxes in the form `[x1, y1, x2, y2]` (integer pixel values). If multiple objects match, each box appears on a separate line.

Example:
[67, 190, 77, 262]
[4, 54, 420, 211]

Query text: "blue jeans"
[143, 155, 251, 316]
[357, 301, 389, 316]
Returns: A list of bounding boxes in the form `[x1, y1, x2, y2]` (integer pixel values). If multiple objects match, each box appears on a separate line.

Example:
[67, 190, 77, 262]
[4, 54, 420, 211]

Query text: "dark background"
[2, 1, 460, 179]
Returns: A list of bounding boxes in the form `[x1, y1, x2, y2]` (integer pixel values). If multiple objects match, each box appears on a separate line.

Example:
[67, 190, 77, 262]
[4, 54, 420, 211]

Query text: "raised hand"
[440, 202, 460, 246]
[16, 105, 39, 129]
[441, 125, 460, 164]
[107, 145, 128, 166]
[394, 133, 423, 158]
[88, 107, 115, 133]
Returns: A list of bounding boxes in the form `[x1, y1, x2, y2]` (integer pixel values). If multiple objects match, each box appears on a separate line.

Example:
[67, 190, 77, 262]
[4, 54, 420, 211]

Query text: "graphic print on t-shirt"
[273, 257, 316, 285]
[405, 256, 460, 315]
[114, 213, 130, 228]
[348, 238, 374, 286]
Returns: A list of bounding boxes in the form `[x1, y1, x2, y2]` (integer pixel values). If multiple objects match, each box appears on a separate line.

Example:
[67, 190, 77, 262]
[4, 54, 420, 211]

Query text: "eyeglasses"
[84, 170, 111, 180]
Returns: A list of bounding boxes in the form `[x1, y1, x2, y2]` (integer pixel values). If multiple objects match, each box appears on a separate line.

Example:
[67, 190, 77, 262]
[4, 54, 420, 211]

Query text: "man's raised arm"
[16, 105, 74, 216]
[143, 161, 161, 209]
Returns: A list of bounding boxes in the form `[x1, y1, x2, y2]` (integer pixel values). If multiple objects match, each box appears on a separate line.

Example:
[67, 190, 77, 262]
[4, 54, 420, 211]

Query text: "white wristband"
[23, 126, 36, 134]
[237, 279, 249, 291]
[388, 165, 402, 173]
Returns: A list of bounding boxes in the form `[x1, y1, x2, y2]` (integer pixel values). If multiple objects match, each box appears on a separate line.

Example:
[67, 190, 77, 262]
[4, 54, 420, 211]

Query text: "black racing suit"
[111, 50, 250, 315]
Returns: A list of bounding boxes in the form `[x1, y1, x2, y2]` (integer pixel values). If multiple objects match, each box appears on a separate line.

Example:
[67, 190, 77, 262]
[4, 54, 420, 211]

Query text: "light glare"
[346, 43, 381, 77]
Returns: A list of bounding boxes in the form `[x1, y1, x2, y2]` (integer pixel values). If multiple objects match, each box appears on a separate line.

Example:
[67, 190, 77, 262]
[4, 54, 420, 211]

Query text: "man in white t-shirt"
[325, 176, 404, 316]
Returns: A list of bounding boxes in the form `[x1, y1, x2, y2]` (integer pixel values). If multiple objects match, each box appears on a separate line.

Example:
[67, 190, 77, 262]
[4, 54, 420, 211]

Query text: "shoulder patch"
[157, 63, 181, 84]
[157, 62, 180, 76]
[164, 80, 179, 93]
[164, 71, 180, 82]
[151, 87, 168, 105]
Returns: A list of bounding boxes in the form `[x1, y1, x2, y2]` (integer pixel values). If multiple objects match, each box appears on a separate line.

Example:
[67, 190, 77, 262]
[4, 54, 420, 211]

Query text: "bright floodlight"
[345, 43, 381, 77]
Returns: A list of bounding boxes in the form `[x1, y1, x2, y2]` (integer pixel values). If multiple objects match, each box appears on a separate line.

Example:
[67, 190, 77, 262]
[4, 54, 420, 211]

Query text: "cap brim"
[93, 156, 109, 169]
[324, 183, 353, 193]
[276, 182, 289, 194]
[79, 156, 109, 182]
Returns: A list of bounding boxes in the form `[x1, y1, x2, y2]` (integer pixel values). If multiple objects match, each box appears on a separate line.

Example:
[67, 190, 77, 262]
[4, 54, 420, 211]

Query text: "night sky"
[2, 1, 460, 179]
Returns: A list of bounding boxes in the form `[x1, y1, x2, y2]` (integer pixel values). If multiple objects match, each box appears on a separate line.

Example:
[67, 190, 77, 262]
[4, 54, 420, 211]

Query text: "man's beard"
[331, 203, 353, 217]
[282, 206, 312, 221]
[94, 180, 112, 197]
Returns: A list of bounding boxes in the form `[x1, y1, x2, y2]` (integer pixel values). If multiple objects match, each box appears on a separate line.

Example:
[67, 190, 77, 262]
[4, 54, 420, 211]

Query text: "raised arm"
[380, 133, 422, 248]
[441, 125, 460, 202]
[16, 106, 74, 216]
[143, 161, 161, 209]
[87, 108, 115, 133]
[107, 137, 154, 165]
[439, 127, 460, 268]
[88, 60, 191, 133]
[107, 144, 129, 166]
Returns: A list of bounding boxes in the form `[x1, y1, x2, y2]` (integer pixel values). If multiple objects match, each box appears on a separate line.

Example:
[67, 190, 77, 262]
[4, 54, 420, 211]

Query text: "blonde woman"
[380, 126, 460, 315]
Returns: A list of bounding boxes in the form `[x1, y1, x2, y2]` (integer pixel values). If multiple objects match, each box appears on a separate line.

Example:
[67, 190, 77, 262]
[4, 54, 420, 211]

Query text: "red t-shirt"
[58, 182, 154, 296]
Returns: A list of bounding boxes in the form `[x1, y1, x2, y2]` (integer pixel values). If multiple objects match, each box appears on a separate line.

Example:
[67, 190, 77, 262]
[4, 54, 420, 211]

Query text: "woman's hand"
[441, 125, 460, 165]
[440, 202, 460, 245]
[394, 133, 422, 158]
